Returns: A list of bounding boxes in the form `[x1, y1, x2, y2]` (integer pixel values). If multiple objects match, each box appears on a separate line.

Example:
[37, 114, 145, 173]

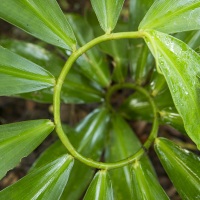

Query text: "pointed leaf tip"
[0, 46, 55, 96]
[66, 14, 111, 87]
[131, 160, 169, 199]
[0, 0, 76, 50]
[83, 170, 114, 200]
[90, 0, 125, 33]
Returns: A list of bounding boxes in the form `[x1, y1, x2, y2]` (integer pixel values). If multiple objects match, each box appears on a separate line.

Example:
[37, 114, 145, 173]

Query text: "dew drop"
[66, 50, 71, 56]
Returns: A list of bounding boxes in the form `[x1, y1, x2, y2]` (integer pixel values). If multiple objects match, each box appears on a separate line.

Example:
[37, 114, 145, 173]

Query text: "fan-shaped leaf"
[0, 46, 55, 96]
[90, 0, 125, 33]
[0, 0, 76, 50]
[131, 160, 169, 199]
[139, 0, 200, 33]
[155, 137, 200, 199]
[83, 170, 114, 200]
[0, 119, 54, 179]
[0, 155, 74, 200]
[145, 30, 200, 148]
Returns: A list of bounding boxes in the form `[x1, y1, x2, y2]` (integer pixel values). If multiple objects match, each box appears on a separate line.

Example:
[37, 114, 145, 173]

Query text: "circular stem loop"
[53, 31, 158, 170]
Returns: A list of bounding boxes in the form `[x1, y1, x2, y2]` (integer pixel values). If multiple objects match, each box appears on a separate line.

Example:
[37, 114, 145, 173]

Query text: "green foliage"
[0, 46, 55, 95]
[131, 160, 169, 199]
[0, 155, 74, 200]
[139, 0, 200, 33]
[145, 30, 200, 148]
[155, 138, 200, 199]
[0, 0, 76, 50]
[83, 170, 114, 200]
[0, 120, 54, 179]
[90, 0, 125, 33]
[66, 14, 111, 87]
[0, 0, 200, 199]
[105, 114, 157, 199]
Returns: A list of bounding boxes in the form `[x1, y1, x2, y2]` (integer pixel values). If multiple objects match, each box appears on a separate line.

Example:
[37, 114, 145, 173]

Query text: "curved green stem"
[53, 31, 157, 170]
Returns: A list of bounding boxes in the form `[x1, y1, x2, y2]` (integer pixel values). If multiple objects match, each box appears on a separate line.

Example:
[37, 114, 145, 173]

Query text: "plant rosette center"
[53, 33, 159, 170]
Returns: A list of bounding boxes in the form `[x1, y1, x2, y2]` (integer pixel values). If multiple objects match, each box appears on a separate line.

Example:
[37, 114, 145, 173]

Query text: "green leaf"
[129, 0, 155, 83]
[30, 141, 66, 170]
[159, 107, 185, 133]
[83, 170, 114, 200]
[129, 42, 154, 84]
[30, 140, 95, 200]
[0, 119, 54, 179]
[61, 162, 95, 200]
[0, 39, 65, 77]
[0, 155, 74, 200]
[0, 46, 55, 96]
[90, 0, 125, 33]
[0, 0, 76, 50]
[85, 10, 104, 37]
[139, 0, 200, 33]
[62, 107, 110, 200]
[1, 39, 103, 103]
[155, 137, 200, 199]
[67, 14, 111, 87]
[105, 115, 137, 199]
[31, 107, 110, 200]
[145, 30, 200, 148]
[176, 30, 200, 50]
[119, 87, 173, 121]
[105, 114, 156, 199]
[61, 69, 104, 104]
[74, 107, 110, 158]
[148, 70, 185, 132]
[85, 11, 128, 83]
[98, 22, 129, 83]
[131, 161, 169, 200]
[129, 0, 154, 31]
[118, 86, 185, 132]
[149, 69, 168, 96]
[196, 45, 200, 53]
